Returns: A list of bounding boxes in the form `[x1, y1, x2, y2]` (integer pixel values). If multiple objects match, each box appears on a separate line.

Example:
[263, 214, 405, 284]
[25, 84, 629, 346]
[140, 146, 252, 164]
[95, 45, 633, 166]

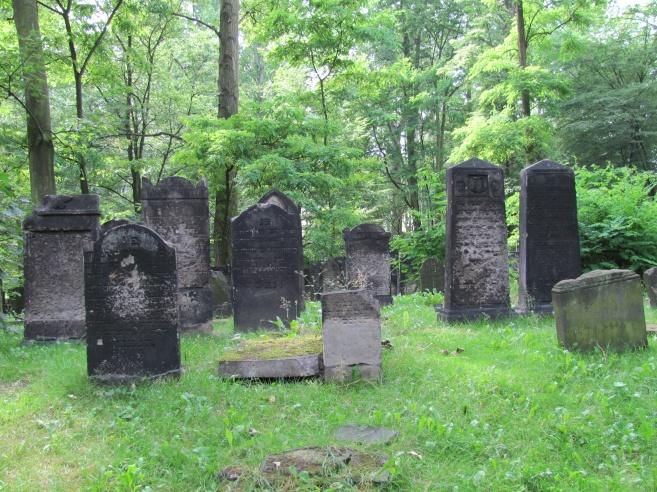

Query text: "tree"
[12, 0, 56, 204]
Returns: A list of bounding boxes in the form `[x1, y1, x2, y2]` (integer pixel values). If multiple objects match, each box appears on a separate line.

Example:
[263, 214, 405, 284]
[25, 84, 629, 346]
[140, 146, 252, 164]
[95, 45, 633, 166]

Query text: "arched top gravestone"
[85, 224, 180, 382]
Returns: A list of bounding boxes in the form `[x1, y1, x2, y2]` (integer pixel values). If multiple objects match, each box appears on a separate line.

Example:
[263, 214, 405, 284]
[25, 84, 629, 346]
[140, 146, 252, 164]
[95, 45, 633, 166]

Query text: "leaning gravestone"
[23, 194, 100, 341]
[344, 225, 392, 305]
[437, 158, 512, 321]
[141, 177, 212, 333]
[644, 267, 657, 308]
[231, 200, 304, 331]
[322, 289, 381, 382]
[552, 269, 647, 352]
[258, 190, 305, 311]
[518, 160, 581, 313]
[85, 224, 180, 382]
[419, 257, 444, 292]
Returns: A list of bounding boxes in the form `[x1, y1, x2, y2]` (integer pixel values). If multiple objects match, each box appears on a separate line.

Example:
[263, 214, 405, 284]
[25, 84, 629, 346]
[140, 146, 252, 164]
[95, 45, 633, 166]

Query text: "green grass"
[220, 335, 322, 361]
[2, 295, 657, 491]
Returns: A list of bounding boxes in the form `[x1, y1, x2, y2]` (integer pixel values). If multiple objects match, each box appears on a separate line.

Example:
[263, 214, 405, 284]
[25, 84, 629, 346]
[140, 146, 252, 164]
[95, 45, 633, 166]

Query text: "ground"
[2, 293, 657, 491]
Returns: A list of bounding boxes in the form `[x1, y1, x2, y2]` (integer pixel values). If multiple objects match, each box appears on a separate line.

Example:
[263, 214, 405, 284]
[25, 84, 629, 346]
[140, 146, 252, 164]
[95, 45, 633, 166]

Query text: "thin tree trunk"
[515, 0, 530, 117]
[12, 0, 56, 204]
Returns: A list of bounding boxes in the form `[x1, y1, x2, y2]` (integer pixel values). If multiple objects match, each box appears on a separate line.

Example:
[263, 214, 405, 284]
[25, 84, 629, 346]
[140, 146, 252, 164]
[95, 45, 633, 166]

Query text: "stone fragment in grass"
[217, 335, 322, 379]
[334, 425, 398, 445]
[552, 269, 647, 352]
[217, 466, 243, 482]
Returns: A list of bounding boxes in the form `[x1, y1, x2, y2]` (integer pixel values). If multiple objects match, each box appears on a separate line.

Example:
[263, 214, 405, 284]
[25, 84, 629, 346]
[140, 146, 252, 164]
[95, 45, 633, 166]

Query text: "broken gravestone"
[141, 176, 212, 333]
[344, 224, 392, 305]
[321, 289, 381, 382]
[643, 267, 657, 308]
[552, 269, 647, 352]
[23, 194, 101, 341]
[85, 224, 180, 382]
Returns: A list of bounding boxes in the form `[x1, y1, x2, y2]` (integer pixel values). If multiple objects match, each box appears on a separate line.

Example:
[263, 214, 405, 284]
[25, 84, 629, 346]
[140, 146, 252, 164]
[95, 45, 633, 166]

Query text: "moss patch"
[220, 335, 322, 361]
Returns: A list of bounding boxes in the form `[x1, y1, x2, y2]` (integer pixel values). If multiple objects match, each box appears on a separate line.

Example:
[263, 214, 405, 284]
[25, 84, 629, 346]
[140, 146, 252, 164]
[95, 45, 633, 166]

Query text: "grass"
[220, 335, 322, 361]
[2, 293, 657, 490]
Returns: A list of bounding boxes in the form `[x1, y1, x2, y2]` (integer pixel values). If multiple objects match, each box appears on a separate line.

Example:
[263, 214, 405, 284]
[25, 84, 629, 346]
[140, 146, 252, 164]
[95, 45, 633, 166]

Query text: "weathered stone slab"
[552, 269, 647, 352]
[322, 289, 381, 382]
[85, 224, 181, 382]
[321, 257, 345, 292]
[344, 224, 392, 305]
[335, 425, 398, 445]
[23, 194, 100, 341]
[141, 176, 212, 333]
[518, 160, 581, 314]
[437, 158, 512, 322]
[231, 198, 304, 331]
[644, 267, 657, 308]
[419, 257, 444, 292]
[210, 267, 233, 317]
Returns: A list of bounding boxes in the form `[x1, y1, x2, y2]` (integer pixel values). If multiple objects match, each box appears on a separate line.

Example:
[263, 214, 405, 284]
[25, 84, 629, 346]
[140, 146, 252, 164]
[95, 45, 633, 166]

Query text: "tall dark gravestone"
[23, 195, 100, 341]
[518, 160, 581, 314]
[231, 200, 304, 331]
[85, 224, 180, 382]
[437, 158, 512, 321]
[258, 190, 305, 311]
[141, 177, 212, 333]
[344, 224, 392, 305]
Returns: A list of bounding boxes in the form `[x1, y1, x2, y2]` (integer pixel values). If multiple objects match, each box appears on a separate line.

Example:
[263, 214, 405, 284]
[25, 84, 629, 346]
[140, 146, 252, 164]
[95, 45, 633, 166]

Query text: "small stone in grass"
[217, 466, 243, 482]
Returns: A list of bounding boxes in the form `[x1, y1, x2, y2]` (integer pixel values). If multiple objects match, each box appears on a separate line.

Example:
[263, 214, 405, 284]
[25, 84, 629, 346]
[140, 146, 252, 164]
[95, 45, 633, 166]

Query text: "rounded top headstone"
[141, 176, 208, 200]
[552, 269, 638, 294]
[98, 223, 175, 256]
[258, 189, 300, 215]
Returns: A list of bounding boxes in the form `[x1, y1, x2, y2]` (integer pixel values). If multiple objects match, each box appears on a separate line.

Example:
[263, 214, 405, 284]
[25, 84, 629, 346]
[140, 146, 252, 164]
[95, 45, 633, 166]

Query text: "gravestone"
[258, 190, 305, 311]
[305, 262, 323, 300]
[437, 158, 512, 321]
[552, 269, 647, 352]
[23, 194, 100, 341]
[321, 257, 346, 292]
[231, 200, 304, 331]
[322, 289, 381, 382]
[101, 218, 133, 234]
[518, 160, 581, 314]
[141, 176, 212, 333]
[210, 267, 233, 317]
[419, 257, 444, 292]
[343, 224, 392, 305]
[85, 224, 180, 382]
[644, 267, 657, 308]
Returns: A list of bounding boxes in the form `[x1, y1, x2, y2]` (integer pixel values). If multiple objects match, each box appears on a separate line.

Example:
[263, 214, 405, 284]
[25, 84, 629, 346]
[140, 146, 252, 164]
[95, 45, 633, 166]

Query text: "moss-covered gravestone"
[552, 269, 647, 352]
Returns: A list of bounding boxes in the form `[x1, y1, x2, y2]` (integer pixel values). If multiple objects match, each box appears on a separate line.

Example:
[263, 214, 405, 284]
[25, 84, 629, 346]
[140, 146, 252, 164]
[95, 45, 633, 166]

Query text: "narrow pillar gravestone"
[518, 160, 581, 314]
[437, 158, 512, 321]
[552, 269, 647, 352]
[258, 190, 305, 311]
[321, 289, 381, 382]
[231, 199, 304, 331]
[419, 257, 444, 292]
[141, 177, 212, 333]
[23, 194, 100, 341]
[343, 224, 392, 305]
[643, 267, 657, 308]
[85, 224, 180, 382]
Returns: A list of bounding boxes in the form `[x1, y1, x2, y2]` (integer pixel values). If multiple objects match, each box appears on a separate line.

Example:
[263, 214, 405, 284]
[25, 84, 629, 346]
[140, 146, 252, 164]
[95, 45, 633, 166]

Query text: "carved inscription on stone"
[518, 160, 581, 313]
[231, 203, 303, 331]
[85, 224, 180, 382]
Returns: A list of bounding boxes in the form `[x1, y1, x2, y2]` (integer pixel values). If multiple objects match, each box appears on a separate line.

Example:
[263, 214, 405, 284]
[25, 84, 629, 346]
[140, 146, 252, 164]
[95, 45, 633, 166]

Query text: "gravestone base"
[436, 304, 514, 322]
[90, 368, 181, 385]
[515, 302, 553, 315]
[324, 364, 380, 382]
[179, 287, 214, 333]
[23, 320, 85, 342]
[218, 355, 322, 379]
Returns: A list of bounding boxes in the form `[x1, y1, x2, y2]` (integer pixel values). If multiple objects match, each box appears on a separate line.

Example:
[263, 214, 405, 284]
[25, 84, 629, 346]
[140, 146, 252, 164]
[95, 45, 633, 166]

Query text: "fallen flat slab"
[334, 425, 398, 445]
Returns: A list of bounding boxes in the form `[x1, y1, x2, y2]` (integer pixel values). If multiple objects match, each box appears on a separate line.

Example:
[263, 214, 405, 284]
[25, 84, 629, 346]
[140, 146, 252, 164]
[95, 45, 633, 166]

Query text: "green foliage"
[391, 225, 445, 276]
[576, 166, 657, 272]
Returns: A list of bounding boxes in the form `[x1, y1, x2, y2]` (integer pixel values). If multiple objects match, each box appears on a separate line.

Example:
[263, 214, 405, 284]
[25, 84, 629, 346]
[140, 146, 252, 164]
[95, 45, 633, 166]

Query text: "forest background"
[1, 0, 657, 299]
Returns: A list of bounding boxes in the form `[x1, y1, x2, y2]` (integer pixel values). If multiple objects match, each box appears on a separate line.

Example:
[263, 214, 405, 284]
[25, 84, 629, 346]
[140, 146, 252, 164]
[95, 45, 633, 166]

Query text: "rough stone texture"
[305, 262, 323, 300]
[210, 267, 233, 317]
[218, 354, 321, 379]
[23, 194, 100, 341]
[552, 269, 647, 352]
[231, 200, 304, 331]
[141, 176, 212, 333]
[101, 219, 133, 234]
[644, 267, 657, 308]
[419, 257, 444, 292]
[321, 257, 346, 293]
[518, 160, 581, 314]
[85, 224, 180, 382]
[344, 224, 392, 305]
[321, 289, 381, 382]
[437, 158, 512, 322]
[334, 425, 398, 445]
[258, 190, 305, 311]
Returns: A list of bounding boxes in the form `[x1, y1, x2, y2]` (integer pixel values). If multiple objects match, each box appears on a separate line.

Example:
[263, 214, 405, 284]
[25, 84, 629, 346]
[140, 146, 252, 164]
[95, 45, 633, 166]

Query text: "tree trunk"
[12, 0, 56, 205]
[214, 0, 240, 267]
[515, 0, 530, 118]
